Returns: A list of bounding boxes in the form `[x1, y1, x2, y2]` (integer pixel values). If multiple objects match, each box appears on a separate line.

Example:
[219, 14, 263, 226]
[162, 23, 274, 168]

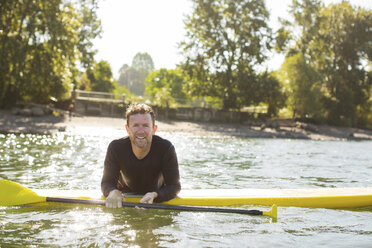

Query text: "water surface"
[1, 131, 371, 247]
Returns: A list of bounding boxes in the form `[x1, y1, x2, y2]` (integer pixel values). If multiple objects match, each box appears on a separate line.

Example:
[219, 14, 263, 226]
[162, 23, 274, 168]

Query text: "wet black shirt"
[101, 135, 181, 203]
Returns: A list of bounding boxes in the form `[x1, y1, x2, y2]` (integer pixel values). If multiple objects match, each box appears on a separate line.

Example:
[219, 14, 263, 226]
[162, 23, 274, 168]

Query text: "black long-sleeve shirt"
[101, 135, 181, 203]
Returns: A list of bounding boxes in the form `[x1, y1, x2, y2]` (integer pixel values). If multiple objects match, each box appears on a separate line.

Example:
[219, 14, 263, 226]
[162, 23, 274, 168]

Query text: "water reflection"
[110, 208, 177, 247]
[0, 133, 109, 190]
[0, 204, 178, 247]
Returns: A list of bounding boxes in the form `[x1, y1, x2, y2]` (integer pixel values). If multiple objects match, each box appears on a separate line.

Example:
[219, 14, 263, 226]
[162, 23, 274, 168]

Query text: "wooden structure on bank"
[72, 90, 268, 123]
[72, 90, 125, 116]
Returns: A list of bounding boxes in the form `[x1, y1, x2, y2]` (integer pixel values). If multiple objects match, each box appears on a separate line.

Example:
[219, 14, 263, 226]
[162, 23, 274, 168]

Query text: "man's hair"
[126, 103, 155, 127]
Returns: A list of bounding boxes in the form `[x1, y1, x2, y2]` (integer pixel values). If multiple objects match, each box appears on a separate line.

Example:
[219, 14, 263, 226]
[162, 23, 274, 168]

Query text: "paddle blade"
[0, 179, 46, 206]
[262, 204, 277, 219]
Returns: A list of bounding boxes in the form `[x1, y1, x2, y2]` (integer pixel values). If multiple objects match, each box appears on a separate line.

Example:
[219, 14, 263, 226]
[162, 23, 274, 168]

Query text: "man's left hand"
[140, 192, 158, 204]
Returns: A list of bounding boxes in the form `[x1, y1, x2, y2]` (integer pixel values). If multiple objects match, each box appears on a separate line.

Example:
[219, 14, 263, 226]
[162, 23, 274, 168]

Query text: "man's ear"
[153, 125, 158, 133]
[125, 124, 129, 132]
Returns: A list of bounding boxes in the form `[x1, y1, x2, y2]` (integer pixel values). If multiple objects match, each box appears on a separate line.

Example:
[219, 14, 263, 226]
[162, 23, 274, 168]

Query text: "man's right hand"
[105, 189, 124, 208]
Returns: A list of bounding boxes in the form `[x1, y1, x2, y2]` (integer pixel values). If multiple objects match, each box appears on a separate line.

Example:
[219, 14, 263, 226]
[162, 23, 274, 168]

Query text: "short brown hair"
[126, 103, 155, 127]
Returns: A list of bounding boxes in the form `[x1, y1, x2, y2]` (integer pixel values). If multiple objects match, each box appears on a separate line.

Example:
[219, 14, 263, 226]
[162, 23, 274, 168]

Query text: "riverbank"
[1, 110, 372, 140]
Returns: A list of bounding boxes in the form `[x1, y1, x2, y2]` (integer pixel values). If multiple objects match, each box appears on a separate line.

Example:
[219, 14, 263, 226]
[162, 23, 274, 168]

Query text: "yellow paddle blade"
[0, 179, 46, 206]
[262, 204, 277, 219]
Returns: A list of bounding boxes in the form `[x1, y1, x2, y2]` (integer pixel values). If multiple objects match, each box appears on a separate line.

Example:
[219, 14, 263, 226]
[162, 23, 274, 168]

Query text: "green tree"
[154, 88, 175, 108]
[117, 64, 130, 87]
[289, 0, 322, 55]
[113, 84, 131, 100]
[277, 53, 322, 119]
[117, 53, 155, 96]
[132, 52, 154, 72]
[235, 69, 285, 117]
[279, 1, 372, 126]
[145, 69, 189, 104]
[275, 0, 322, 56]
[118, 64, 140, 90]
[0, 0, 101, 107]
[76, 73, 92, 91]
[309, 2, 372, 125]
[87, 61, 116, 93]
[179, 0, 272, 109]
[362, 70, 372, 128]
[257, 72, 287, 117]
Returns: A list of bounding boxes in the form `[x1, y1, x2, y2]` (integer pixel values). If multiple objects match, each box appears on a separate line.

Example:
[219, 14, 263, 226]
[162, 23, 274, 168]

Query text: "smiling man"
[101, 103, 181, 208]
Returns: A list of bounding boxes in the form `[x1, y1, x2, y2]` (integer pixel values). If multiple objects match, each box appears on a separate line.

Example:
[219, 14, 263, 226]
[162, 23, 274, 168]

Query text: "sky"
[93, 0, 372, 78]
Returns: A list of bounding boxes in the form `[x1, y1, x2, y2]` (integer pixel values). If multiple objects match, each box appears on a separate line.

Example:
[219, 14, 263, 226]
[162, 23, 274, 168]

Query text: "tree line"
[1, 0, 371, 127]
[0, 0, 100, 106]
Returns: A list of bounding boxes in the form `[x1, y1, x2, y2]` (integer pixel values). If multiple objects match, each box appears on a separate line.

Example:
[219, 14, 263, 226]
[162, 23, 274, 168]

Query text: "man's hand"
[139, 192, 158, 204]
[105, 189, 124, 208]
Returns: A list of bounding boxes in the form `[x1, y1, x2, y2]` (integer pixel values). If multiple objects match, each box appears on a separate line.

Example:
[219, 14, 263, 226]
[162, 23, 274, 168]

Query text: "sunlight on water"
[1, 132, 372, 247]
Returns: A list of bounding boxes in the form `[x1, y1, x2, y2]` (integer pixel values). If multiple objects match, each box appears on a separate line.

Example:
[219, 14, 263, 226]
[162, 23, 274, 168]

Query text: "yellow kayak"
[0, 180, 278, 217]
[34, 187, 372, 209]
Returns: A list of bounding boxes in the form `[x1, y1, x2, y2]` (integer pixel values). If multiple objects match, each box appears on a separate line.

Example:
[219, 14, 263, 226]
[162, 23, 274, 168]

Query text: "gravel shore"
[1, 110, 372, 141]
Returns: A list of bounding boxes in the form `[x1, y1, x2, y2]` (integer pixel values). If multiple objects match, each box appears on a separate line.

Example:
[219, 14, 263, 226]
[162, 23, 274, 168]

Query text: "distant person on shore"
[68, 103, 74, 121]
[101, 103, 181, 208]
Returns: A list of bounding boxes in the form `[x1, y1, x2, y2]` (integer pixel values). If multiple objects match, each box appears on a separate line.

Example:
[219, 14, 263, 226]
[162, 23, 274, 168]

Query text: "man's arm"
[101, 143, 119, 197]
[154, 145, 181, 203]
[101, 142, 125, 208]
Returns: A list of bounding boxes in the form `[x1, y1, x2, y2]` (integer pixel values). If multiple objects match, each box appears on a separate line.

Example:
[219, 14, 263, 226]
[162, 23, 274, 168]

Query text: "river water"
[1, 130, 372, 247]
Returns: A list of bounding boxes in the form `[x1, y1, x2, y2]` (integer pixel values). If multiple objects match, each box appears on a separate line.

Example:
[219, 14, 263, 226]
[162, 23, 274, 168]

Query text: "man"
[101, 103, 181, 208]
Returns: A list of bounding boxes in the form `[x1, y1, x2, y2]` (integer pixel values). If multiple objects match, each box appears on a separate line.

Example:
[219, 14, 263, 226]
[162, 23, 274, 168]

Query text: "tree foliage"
[179, 0, 272, 110]
[278, 53, 322, 119]
[0, 0, 101, 107]
[117, 52, 154, 96]
[118, 64, 139, 89]
[145, 69, 189, 106]
[86, 60, 116, 93]
[132, 52, 154, 72]
[311, 2, 372, 125]
[256, 72, 287, 117]
[289, 0, 322, 55]
[278, 0, 372, 126]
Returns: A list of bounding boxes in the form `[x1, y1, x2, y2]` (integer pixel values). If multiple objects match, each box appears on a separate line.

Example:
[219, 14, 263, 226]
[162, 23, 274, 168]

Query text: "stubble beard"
[132, 135, 152, 149]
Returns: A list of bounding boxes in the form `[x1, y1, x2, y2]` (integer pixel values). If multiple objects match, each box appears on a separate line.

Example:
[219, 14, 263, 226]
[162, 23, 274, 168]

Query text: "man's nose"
[136, 126, 146, 132]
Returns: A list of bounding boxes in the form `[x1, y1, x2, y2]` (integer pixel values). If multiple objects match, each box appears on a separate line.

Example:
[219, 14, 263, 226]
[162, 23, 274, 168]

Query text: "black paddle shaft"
[46, 197, 263, 216]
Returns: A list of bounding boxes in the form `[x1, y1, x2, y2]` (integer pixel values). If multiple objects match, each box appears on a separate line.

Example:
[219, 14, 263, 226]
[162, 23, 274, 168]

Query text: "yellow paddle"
[0, 179, 277, 218]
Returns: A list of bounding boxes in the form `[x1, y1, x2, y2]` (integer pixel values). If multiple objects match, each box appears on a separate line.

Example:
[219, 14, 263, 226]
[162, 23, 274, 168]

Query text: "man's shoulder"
[152, 135, 173, 148]
[109, 137, 130, 147]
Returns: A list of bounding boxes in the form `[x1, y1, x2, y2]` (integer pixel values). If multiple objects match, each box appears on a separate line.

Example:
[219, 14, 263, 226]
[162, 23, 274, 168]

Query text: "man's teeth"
[136, 137, 145, 139]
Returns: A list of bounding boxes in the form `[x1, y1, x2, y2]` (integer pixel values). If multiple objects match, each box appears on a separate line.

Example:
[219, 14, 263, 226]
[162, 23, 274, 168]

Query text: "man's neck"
[132, 144, 151, 160]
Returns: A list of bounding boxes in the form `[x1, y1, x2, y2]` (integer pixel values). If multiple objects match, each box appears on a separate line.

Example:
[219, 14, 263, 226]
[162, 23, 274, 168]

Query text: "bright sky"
[93, 0, 372, 78]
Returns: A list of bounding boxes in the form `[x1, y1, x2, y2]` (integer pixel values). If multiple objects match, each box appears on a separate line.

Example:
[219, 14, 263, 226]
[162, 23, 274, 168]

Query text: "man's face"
[126, 113, 157, 149]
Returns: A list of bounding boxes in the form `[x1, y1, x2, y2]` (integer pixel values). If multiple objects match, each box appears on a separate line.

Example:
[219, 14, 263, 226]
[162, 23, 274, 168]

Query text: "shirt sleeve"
[154, 145, 181, 203]
[101, 142, 120, 197]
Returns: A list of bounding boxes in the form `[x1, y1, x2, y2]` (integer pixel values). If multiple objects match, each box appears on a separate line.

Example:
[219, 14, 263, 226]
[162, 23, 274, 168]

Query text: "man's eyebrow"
[132, 123, 151, 126]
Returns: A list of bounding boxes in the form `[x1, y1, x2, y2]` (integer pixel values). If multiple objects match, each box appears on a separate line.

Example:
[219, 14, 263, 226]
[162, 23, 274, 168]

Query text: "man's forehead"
[128, 113, 152, 123]
[131, 113, 151, 118]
